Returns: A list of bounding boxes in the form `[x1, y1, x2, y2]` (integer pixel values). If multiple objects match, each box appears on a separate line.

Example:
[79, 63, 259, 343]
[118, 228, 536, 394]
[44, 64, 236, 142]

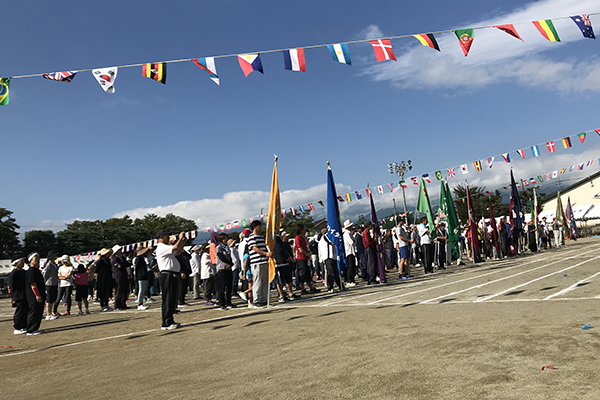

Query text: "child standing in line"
[241, 246, 254, 307]
[74, 264, 90, 315]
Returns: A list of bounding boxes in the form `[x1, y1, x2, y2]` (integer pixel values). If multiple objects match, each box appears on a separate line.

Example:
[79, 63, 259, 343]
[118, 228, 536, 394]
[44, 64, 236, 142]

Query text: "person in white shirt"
[342, 220, 357, 287]
[229, 239, 241, 297]
[318, 228, 342, 293]
[190, 245, 202, 300]
[394, 218, 414, 279]
[417, 216, 434, 274]
[155, 229, 187, 330]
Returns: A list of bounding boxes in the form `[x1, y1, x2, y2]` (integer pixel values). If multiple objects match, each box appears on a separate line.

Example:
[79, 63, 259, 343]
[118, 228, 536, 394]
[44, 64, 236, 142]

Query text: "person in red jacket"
[362, 221, 377, 285]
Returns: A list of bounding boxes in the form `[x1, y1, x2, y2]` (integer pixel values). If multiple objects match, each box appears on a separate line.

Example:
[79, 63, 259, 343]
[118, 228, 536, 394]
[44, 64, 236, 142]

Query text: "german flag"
[562, 137, 572, 148]
[142, 62, 166, 84]
[413, 33, 440, 51]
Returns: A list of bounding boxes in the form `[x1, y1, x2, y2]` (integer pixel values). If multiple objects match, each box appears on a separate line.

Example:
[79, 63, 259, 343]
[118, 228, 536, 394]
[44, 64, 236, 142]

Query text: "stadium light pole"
[387, 160, 412, 215]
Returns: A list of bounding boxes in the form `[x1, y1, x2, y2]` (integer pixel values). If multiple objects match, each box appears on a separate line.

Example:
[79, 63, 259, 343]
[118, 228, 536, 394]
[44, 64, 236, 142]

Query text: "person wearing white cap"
[189, 245, 203, 300]
[7, 257, 28, 334]
[342, 220, 357, 287]
[53, 255, 74, 316]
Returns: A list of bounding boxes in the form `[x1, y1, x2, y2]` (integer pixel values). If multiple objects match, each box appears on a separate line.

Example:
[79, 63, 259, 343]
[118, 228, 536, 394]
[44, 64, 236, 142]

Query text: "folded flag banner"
[578, 132, 586, 143]
[234, 221, 239, 228]
[494, 24, 523, 41]
[283, 48, 306, 72]
[571, 15, 595, 39]
[337, 195, 345, 202]
[345, 193, 352, 202]
[308, 203, 315, 210]
[317, 201, 324, 207]
[596, 129, 600, 137]
[355, 191, 362, 200]
[42, 71, 77, 82]
[587, 159, 594, 167]
[423, 174, 431, 183]
[92, 67, 117, 93]
[387, 183, 394, 192]
[448, 167, 456, 178]
[413, 33, 440, 51]
[238, 53, 263, 77]
[454, 28, 474, 56]
[487, 157, 494, 168]
[410, 176, 419, 185]
[547, 141, 556, 152]
[461, 164, 469, 174]
[327, 43, 351, 65]
[142, 62, 166, 84]
[435, 171, 443, 180]
[400, 180, 408, 188]
[0, 77, 10, 105]
[369, 39, 396, 62]
[531, 145, 540, 157]
[473, 160, 482, 171]
[533, 19, 560, 42]
[501, 153, 511, 163]
[546, 173, 551, 181]
[377, 185, 384, 194]
[191, 57, 220, 85]
[517, 149, 525, 159]
[562, 137, 572, 148]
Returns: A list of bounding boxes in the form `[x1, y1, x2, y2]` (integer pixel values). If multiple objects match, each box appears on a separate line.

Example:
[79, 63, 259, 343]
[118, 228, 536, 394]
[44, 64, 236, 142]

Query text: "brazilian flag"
[0, 77, 10, 106]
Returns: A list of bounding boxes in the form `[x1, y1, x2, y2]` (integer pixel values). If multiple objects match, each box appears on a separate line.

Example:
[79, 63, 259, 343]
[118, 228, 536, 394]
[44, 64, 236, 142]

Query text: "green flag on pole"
[440, 180, 460, 259]
[417, 178, 436, 234]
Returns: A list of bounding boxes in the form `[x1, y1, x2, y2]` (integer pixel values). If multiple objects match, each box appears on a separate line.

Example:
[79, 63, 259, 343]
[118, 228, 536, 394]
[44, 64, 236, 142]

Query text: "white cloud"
[360, 0, 600, 92]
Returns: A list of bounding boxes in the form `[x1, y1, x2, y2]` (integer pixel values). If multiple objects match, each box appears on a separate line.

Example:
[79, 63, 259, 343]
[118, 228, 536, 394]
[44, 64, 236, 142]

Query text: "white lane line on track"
[543, 270, 600, 300]
[369, 245, 600, 305]
[418, 248, 600, 304]
[0, 308, 265, 359]
[321, 259, 520, 306]
[366, 254, 561, 306]
[475, 255, 600, 302]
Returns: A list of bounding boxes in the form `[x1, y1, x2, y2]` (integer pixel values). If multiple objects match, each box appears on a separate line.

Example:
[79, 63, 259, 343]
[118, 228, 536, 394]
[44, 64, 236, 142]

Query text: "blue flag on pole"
[326, 163, 347, 273]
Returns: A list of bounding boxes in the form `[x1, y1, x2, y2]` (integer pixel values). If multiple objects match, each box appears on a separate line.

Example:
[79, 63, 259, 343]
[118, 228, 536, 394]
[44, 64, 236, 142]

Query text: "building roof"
[543, 170, 600, 202]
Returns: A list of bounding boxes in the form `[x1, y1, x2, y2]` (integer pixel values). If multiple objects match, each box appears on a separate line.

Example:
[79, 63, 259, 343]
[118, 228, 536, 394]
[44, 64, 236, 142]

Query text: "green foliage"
[54, 213, 198, 255]
[24, 230, 57, 257]
[518, 187, 546, 213]
[356, 214, 366, 226]
[0, 208, 22, 258]
[451, 184, 509, 224]
[280, 210, 315, 237]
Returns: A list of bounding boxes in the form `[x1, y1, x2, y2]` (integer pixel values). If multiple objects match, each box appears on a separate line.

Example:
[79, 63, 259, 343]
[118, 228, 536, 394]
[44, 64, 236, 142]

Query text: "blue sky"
[2, 0, 600, 233]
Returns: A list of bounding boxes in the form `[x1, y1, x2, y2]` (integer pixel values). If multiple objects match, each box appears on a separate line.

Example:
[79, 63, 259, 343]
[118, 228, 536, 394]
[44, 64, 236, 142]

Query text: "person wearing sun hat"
[7, 257, 28, 334]
[25, 252, 46, 335]
[134, 246, 153, 310]
[95, 248, 114, 312]
[111, 244, 130, 310]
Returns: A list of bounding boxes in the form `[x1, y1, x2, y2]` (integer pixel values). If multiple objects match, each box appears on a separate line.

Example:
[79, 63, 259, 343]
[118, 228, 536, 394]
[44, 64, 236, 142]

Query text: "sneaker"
[346, 282, 356, 287]
[219, 306, 227, 311]
[328, 289, 335, 294]
[248, 303, 257, 309]
[102, 307, 109, 312]
[288, 294, 298, 301]
[14, 329, 27, 335]
[45, 315, 53, 321]
[85, 310, 90, 315]
[278, 297, 287, 303]
[146, 298, 155, 303]
[63, 311, 70, 316]
[161, 323, 180, 331]
[239, 293, 248, 302]
[205, 301, 215, 306]
[26, 330, 43, 336]
[137, 304, 149, 310]
[253, 302, 267, 309]
[76, 311, 84, 316]
[52, 313, 60, 318]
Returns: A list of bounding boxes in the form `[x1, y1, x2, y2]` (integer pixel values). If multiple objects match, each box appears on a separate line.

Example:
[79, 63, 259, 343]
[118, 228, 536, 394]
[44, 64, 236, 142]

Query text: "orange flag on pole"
[266, 156, 281, 283]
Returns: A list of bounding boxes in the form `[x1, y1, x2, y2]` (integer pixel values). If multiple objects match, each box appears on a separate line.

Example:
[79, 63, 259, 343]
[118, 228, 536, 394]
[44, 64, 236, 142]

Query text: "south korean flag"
[92, 67, 118, 93]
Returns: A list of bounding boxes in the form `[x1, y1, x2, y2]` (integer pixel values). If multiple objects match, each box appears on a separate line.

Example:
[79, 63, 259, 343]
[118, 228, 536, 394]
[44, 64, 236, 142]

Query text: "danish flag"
[369, 39, 396, 62]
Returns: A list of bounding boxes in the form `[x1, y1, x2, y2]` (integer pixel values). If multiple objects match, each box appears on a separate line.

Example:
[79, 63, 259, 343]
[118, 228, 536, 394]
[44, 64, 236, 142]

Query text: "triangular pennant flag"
[516, 149, 525, 159]
[532, 19, 560, 42]
[0, 77, 10, 105]
[501, 153, 511, 163]
[92, 67, 117, 93]
[191, 57, 220, 85]
[413, 33, 440, 51]
[487, 157, 494, 168]
[454, 28, 474, 56]
[327, 43, 352, 65]
[570, 15, 595, 39]
[369, 39, 396, 62]
[494, 24, 523, 41]
[142, 62, 166, 84]
[43, 71, 78, 82]
[317, 200, 324, 207]
[387, 183, 394, 192]
[283, 48, 306, 72]
[238, 53, 263, 77]
[578, 132, 586, 143]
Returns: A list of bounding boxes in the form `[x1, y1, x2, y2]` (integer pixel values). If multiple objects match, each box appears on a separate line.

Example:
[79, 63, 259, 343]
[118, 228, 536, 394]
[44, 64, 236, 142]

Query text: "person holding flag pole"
[465, 181, 480, 263]
[417, 178, 436, 272]
[325, 162, 347, 292]
[509, 169, 524, 256]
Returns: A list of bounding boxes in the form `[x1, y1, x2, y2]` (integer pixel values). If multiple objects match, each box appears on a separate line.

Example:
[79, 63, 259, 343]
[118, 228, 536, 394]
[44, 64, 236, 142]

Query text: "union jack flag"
[447, 167, 455, 178]
[42, 71, 78, 82]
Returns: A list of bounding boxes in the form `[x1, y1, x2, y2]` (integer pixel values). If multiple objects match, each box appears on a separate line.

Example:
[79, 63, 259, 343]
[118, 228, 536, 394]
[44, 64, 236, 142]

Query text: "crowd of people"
[7, 214, 566, 334]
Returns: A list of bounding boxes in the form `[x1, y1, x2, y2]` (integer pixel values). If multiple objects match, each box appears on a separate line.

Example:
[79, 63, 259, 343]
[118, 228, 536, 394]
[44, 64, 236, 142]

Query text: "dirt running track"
[1, 238, 599, 399]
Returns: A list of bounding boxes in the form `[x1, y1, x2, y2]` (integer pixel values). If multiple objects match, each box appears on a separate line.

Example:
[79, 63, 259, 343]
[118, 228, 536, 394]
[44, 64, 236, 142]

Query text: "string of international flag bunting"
[64, 123, 600, 263]
[0, 13, 597, 104]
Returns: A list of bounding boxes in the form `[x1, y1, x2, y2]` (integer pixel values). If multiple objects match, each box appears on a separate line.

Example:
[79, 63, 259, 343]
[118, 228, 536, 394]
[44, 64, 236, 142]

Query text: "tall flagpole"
[466, 181, 476, 263]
